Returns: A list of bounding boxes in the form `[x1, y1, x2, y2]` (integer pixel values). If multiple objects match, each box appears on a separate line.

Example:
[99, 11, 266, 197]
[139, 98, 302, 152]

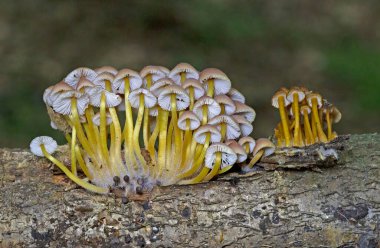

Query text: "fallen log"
[0, 134, 379, 247]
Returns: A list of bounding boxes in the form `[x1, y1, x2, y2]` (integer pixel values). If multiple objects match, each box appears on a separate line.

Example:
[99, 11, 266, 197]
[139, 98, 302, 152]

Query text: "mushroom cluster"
[31, 63, 274, 195]
[272, 86, 341, 147]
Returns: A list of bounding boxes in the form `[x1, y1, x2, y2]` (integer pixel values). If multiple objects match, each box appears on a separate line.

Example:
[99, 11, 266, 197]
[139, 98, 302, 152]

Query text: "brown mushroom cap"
[287, 86, 306, 103]
[227, 141, 247, 163]
[93, 72, 115, 90]
[169, 63, 199, 84]
[272, 89, 290, 108]
[200, 68, 231, 95]
[252, 138, 275, 157]
[238, 136, 256, 154]
[234, 102, 256, 123]
[227, 88, 245, 103]
[306, 92, 323, 108]
[95, 66, 118, 75]
[214, 95, 236, 115]
[232, 115, 253, 136]
[331, 106, 342, 123]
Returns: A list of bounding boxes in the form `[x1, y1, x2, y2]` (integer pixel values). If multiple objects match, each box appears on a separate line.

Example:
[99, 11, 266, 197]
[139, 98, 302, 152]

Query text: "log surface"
[0, 134, 379, 247]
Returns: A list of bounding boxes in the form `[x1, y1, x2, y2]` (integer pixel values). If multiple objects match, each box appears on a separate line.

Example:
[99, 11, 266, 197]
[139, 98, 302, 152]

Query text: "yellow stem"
[279, 96, 291, 147]
[180, 167, 210, 185]
[74, 145, 92, 179]
[148, 117, 160, 166]
[180, 72, 186, 84]
[100, 92, 110, 166]
[41, 145, 108, 194]
[202, 105, 208, 125]
[189, 87, 195, 110]
[247, 150, 264, 168]
[71, 125, 77, 175]
[293, 93, 300, 146]
[311, 99, 327, 142]
[220, 123, 227, 142]
[133, 95, 147, 173]
[326, 111, 332, 140]
[203, 153, 221, 182]
[207, 79, 214, 97]
[303, 109, 314, 145]
[157, 110, 169, 178]
[170, 95, 182, 169]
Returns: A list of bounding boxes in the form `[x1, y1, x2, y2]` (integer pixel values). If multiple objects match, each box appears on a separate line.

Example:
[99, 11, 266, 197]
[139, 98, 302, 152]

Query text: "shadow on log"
[0, 134, 379, 247]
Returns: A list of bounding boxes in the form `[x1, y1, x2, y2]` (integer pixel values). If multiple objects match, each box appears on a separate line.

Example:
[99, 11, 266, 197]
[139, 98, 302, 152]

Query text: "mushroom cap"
[169, 62, 199, 84]
[252, 138, 275, 157]
[232, 115, 253, 136]
[76, 78, 95, 91]
[287, 86, 306, 102]
[227, 141, 247, 163]
[299, 86, 311, 94]
[64, 67, 97, 88]
[238, 136, 256, 154]
[30, 136, 58, 157]
[140, 65, 166, 86]
[177, 111, 201, 131]
[214, 95, 236, 115]
[300, 105, 311, 115]
[331, 106, 342, 123]
[234, 102, 256, 123]
[208, 114, 241, 140]
[306, 92, 323, 108]
[92, 112, 113, 126]
[53, 90, 90, 116]
[93, 72, 115, 90]
[156, 66, 170, 75]
[150, 77, 174, 97]
[50, 121, 58, 130]
[157, 85, 190, 111]
[88, 87, 122, 108]
[227, 88, 245, 103]
[182, 79, 205, 100]
[200, 68, 231, 95]
[113, 68, 143, 93]
[149, 106, 159, 116]
[272, 89, 290, 108]
[52, 81, 74, 94]
[205, 143, 237, 169]
[193, 125, 222, 144]
[43, 85, 55, 106]
[95, 66, 118, 75]
[129, 88, 157, 108]
[193, 96, 221, 120]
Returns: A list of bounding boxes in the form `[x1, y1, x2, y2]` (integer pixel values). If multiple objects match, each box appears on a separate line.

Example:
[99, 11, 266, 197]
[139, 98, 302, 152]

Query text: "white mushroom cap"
[169, 62, 199, 85]
[129, 88, 157, 108]
[232, 115, 253, 136]
[208, 115, 241, 140]
[300, 105, 311, 115]
[157, 85, 190, 111]
[272, 89, 290, 108]
[88, 87, 122, 108]
[53, 90, 90, 116]
[306, 92, 323, 108]
[227, 88, 245, 103]
[93, 72, 115, 90]
[193, 96, 221, 120]
[113, 68, 143, 93]
[177, 111, 201, 131]
[205, 143, 237, 169]
[140, 66, 166, 86]
[50, 121, 58, 130]
[45, 81, 74, 106]
[150, 77, 174, 97]
[156, 66, 170, 75]
[214, 95, 236, 115]
[182, 79, 205, 100]
[193, 125, 222, 144]
[92, 112, 113, 126]
[30, 136, 58, 157]
[64, 67, 97, 88]
[95, 66, 118, 75]
[287, 87, 306, 103]
[200, 68, 231, 95]
[227, 140, 247, 163]
[149, 106, 159, 116]
[253, 138, 276, 157]
[43, 85, 54, 106]
[234, 102, 256, 123]
[238, 136, 256, 154]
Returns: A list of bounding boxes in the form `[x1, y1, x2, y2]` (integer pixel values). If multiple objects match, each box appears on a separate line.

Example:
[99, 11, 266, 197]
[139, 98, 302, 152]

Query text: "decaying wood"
[0, 134, 379, 247]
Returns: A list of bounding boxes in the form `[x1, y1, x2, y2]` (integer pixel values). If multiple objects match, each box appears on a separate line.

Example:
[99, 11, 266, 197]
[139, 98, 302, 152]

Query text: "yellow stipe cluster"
[40, 64, 261, 195]
[272, 86, 342, 147]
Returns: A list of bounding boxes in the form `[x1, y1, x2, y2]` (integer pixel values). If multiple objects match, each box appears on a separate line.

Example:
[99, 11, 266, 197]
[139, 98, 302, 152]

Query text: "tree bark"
[0, 134, 379, 247]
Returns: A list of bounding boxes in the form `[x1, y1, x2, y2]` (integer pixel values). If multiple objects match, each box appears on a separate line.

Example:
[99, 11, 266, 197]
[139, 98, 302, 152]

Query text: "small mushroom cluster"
[30, 63, 274, 195]
[272, 86, 342, 147]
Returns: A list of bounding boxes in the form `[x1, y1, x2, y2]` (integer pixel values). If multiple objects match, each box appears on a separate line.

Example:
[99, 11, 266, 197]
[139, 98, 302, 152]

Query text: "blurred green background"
[0, 0, 379, 148]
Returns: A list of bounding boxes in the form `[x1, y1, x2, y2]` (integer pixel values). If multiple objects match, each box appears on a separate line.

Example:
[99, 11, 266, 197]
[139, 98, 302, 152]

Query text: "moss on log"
[0, 134, 379, 247]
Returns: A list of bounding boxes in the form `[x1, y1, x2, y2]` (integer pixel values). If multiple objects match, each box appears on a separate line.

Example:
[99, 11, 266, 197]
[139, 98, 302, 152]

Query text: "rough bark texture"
[0, 134, 379, 247]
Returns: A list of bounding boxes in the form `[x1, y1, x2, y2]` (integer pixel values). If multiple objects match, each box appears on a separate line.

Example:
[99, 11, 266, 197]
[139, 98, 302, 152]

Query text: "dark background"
[0, 1, 379, 148]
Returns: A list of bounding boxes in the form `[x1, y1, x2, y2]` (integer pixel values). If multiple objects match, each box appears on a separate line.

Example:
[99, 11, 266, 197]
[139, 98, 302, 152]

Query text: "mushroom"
[169, 62, 199, 85]
[208, 114, 241, 141]
[234, 102, 256, 123]
[306, 92, 327, 142]
[214, 95, 236, 115]
[140, 65, 166, 88]
[272, 89, 291, 146]
[64, 67, 97, 88]
[129, 88, 157, 174]
[287, 87, 305, 147]
[326, 105, 341, 141]
[182, 143, 237, 184]
[95, 66, 118, 75]
[246, 138, 275, 169]
[30, 136, 108, 194]
[177, 125, 221, 180]
[232, 115, 253, 137]
[200, 68, 231, 97]
[182, 79, 205, 110]
[193, 96, 221, 124]
[223, 140, 247, 174]
[227, 88, 245, 103]
[300, 105, 314, 145]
